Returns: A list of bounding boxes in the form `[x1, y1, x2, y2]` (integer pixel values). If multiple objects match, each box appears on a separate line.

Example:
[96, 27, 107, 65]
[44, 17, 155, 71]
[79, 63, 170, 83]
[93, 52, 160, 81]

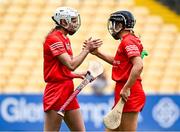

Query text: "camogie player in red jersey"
[90, 11, 146, 131]
[43, 7, 102, 131]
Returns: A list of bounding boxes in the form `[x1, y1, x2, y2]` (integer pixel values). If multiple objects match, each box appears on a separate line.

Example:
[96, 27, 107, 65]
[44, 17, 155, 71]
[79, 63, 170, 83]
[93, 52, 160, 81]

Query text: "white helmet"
[52, 7, 81, 35]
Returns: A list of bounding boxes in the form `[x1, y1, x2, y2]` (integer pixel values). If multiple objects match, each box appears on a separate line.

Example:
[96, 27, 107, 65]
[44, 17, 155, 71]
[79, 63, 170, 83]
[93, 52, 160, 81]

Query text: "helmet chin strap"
[124, 28, 133, 31]
[62, 27, 75, 35]
[112, 27, 124, 40]
[112, 33, 120, 40]
[68, 30, 76, 35]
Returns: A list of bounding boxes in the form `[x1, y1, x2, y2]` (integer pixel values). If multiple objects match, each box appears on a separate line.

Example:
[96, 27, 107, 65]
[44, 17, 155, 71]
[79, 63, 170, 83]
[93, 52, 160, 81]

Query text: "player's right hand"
[83, 37, 103, 52]
[90, 48, 99, 56]
[120, 87, 130, 102]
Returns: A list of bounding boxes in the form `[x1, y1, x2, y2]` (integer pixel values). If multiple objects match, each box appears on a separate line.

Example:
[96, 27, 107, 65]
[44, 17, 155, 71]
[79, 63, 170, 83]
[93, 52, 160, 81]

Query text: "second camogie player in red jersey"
[43, 7, 102, 131]
[89, 11, 146, 131]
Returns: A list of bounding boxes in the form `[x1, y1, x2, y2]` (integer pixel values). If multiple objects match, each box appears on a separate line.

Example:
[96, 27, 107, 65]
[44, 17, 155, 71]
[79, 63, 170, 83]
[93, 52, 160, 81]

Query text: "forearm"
[71, 50, 89, 70]
[94, 49, 114, 65]
[123, 64, 143, 89]
[58, 50, 89, 71]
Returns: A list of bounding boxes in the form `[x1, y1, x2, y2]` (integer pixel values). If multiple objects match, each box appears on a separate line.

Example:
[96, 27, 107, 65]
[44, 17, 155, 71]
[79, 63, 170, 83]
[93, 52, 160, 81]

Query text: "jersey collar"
[122, 32, 131, 39]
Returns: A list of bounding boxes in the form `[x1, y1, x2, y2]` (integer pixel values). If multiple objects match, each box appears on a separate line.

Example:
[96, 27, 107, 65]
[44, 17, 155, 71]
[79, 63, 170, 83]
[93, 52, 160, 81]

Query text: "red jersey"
[112, 33, 143, 82]
[43, 30, 76, 82]
[43, 30, 80, 111]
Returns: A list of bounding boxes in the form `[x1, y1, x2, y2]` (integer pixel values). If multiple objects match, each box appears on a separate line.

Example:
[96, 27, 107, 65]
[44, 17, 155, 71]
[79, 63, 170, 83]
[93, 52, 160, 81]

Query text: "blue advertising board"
[0, 94, 179, 131]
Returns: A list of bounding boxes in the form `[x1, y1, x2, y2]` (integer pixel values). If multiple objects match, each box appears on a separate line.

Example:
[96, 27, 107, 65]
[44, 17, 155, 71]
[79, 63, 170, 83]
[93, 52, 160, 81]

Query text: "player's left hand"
[120, 87, 130, 102]
[71, 71, 87, 79]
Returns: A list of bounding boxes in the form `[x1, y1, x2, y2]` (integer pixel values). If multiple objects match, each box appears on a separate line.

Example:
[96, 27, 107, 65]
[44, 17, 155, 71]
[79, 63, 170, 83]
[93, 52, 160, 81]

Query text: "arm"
[92, 49, 114, 65]
[123, 56, 143, 88]
[120, 56, 143, 101]
[57, 49, 89, 71]
[57, 38, 102, 71]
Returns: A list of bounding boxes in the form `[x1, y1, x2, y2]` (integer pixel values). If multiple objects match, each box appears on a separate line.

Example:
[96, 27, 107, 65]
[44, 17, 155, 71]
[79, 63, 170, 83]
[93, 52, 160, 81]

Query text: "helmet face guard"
[107, 19, 123, 40]
[107, 10, 136, 40]
[64, 15, 81, 35]
[52, 7, 81, 35]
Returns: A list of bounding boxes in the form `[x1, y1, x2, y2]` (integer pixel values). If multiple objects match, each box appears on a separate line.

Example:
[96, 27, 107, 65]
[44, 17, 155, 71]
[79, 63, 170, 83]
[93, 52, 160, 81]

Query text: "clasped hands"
[83, 37, 102, 53]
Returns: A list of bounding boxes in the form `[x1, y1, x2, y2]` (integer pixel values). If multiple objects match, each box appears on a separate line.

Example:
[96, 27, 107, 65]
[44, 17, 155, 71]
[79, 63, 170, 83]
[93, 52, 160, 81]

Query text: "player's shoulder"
[121, 34, 143, 50]
[123, 34, 141, 44]
[43, 34, 61, 49]
[46, 30, 62, 42]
